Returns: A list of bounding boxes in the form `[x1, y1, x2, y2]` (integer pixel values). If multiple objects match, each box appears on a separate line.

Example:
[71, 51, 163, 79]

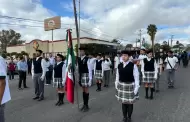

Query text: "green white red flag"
[65, 29, 75, 104]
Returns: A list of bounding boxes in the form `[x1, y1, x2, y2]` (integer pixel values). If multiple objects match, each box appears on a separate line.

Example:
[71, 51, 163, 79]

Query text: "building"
[7, 37, 118, 57]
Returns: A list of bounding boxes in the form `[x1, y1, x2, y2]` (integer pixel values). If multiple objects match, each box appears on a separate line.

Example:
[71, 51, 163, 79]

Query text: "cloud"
[0, 0, 190, 46]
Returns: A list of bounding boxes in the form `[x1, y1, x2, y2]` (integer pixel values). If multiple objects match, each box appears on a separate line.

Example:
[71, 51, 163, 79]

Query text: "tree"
[0, 29, 25, 52]
[154, 43, 161, 52]
[147, 24, 157, 54]
[144, 42, 151, 49]
[125, 44, 133, 50]
[111, 39, 120, 44]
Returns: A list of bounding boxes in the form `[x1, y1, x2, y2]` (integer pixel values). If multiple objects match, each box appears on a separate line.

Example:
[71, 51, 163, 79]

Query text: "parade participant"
[78, 47, 92, 112]
[31, 50, 46, 101]
[164, 51, 178, 88]
[53, 54, 66, 106]
[94, 53, 104, 91]
[48, 53, 55, 85]
[0, 55, 11, 122]
[103, 54, 112, 87]
[115, 50, 140, 122]
[141, 50, 158, 99]
[87, 53, 96, 85]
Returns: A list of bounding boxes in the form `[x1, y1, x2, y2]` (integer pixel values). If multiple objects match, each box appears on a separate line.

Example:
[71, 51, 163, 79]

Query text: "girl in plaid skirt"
[115, 50, 140, 122]
[141, 50, 158, 99]
[94, 53, 104, 91]
[53, 54, 66, 106]
[78, 47, 92, 112]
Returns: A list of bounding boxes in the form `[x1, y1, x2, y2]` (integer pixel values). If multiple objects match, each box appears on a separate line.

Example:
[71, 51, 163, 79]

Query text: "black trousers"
[18, 71, 27, 88]
[8, 70, 14, 80]
[28, 66, 31, 75]
[45, 71, 51, 84]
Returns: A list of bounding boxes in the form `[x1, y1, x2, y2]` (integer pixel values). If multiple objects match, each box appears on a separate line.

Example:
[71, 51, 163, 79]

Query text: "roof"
[7, 37, 118, 47]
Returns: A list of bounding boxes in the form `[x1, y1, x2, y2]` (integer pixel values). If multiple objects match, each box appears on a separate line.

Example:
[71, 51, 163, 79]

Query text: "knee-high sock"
[85, 93, 89, 106]
[96, 83, 99, 89]
[150, 88, 154, 98]
[60, 93, 64, 102]
[58, 93, 61, 101]
[99, 83, 101, 90]
[127, 104, 133, 118]
[83, 92, 85, 105]
[122, 104, 128, 118]
[145, 88, 149, 97]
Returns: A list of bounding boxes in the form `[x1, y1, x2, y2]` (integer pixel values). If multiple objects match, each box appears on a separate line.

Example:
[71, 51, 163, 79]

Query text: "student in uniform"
[78, 47, 92, 112]
[31, 50, 46, 101]
[53, 54, 66, 106]
[94, 53, 104, 91]
[141, 50, 158, 99]
[103, 54, 112, 87]
[0, 55, 11, 122]
[115, 50, 140, 122]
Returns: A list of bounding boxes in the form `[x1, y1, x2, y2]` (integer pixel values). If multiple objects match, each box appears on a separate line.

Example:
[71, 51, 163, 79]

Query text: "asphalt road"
[5, 66, 190, 122]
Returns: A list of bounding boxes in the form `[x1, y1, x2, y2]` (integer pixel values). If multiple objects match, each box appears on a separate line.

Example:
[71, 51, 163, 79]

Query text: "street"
[5, 66, 190, 122]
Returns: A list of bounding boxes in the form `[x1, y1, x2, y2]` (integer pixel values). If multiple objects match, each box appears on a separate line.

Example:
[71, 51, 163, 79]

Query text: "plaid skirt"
[94, 70, 103, 80]
[142, 71, 155, 83]
[115, 82, 136, 104]
[81, 73, 89, 87]
[53, 78, 64, 88]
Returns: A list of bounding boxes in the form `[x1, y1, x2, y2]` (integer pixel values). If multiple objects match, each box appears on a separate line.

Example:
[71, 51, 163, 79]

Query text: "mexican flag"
[65, 29, 75, 104]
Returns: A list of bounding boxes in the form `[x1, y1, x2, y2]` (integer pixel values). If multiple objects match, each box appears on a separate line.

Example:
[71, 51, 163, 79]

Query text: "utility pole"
[78, 0, 80, 50]
[139, 29, 142, 48]
[72, 0, 80, 110]
[170, 35, 174, 47]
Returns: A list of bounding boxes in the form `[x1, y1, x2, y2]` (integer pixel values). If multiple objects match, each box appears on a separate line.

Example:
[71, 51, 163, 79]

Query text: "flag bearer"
[94, 53, 104, 91]
[78, 47, 92, 112]
[141, 50, 158, 99]
[53, 54, 66, 106]
[115, 50, 140, 122]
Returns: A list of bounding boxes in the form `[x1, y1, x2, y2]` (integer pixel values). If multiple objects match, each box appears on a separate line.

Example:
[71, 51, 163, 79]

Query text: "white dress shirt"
[87, 57, 96, 71]
[49, 57, 55, 65]
[103, 58, 112, 71]
[141, 57, 158, 77]
[31, 57, 46, 77]
[52, 61, 66, 84]
[115, 61, 140, 95]
[44, 61, 50, 72]
[94, 59, 104, 76]
[0, 56, 11, 104]
[164, 56, 178, 69]
[138, 54, 147, 65]
[114, 56, 120, 69]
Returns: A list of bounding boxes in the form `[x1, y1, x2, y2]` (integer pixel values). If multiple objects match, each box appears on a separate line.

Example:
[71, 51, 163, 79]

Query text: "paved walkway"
[5, 66, 190, 122]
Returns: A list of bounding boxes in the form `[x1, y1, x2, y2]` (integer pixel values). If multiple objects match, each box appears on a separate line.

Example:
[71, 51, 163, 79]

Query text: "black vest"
[33, 57, 42, 74]
[54, 62, 64, 78]
[118, 62, 134, 83]
[144, 58, 155, 71]
[96, 60, 102, 70]
[78, 56, 89, 73]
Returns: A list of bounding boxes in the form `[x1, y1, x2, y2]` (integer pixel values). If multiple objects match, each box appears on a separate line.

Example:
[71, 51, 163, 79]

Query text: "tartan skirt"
[94, 70, 103, 80]
[81, 73, 89, 87]
[142, 71, 155, 83]
[53, 78, 64, 88]
[115, 82, 136, 104]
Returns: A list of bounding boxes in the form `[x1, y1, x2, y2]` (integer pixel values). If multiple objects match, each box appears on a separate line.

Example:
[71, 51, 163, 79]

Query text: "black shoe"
[155, 90, 160, 93]
[145, 96, 149, 99]
[38, 98, 44, 101]
[80, 105, 85, 111]
[18, 88, 23, 90]
[83, 105, 89, 112]
[57, 101, 64, 106]
[55, 101, 60, 106]
[122, 118, 128, 122]
[104, 85, 106, 87]
[149, 96, 153, 100]
[96, 89, 100, 92]
[24, 86, 29, 88]
[127, 118, 132, 122]
[33, 96, 39, 100]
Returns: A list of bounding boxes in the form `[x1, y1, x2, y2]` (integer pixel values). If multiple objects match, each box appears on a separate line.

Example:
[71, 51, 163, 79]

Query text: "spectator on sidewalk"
[8, 58, 16, 80]
[0, 55, 11, 122]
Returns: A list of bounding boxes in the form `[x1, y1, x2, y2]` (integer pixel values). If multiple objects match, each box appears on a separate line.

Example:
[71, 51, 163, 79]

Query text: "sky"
[0, 0, 190, 46]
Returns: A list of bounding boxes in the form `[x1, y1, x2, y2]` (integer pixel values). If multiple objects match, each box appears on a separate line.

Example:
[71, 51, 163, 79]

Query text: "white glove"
[88, 79, 92, 87]
[40, 75, 45, 81]
[142, 73, 146, 78]
[115, 82, 118, 90]
[154, 74, 157, 79]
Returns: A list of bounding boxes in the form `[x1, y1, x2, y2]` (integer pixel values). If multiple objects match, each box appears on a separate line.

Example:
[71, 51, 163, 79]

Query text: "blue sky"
[41, 0, 73, 17]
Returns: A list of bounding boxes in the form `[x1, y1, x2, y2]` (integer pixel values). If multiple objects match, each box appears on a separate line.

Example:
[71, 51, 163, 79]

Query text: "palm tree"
[147, 24, 157, 55]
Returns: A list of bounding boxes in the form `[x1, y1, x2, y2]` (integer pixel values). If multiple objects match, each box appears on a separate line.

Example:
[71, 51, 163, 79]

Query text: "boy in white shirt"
[164, 51, 178, 88]
[0, 55, 11, 122]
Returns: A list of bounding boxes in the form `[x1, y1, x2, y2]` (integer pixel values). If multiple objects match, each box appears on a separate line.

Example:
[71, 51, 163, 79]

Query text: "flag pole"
[72, 0, 80, 110]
